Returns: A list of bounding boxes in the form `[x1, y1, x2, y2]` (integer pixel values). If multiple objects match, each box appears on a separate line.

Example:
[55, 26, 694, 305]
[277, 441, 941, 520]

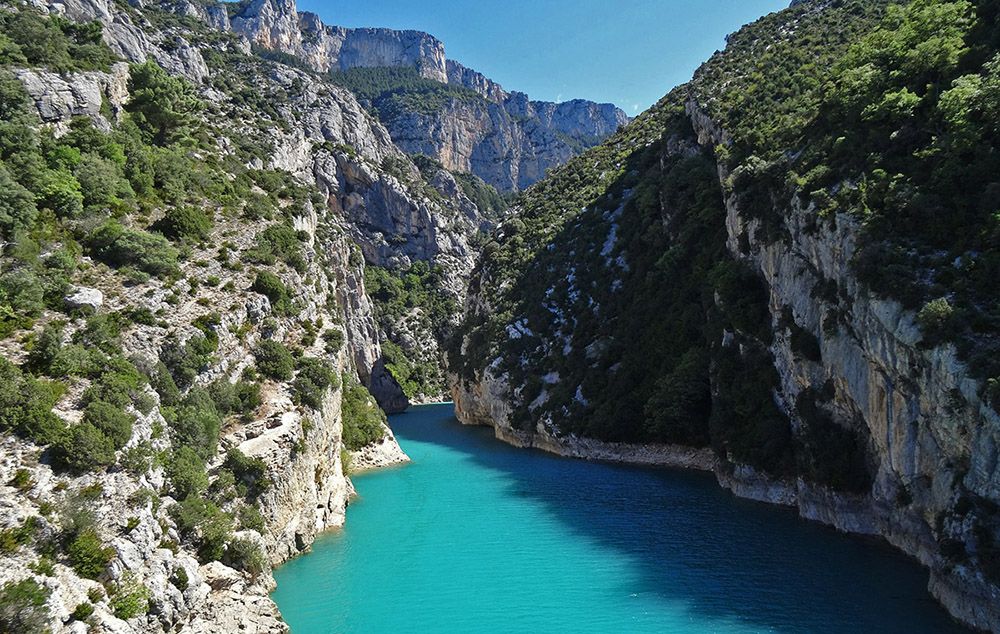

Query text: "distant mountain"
[187, 0, 630, 190]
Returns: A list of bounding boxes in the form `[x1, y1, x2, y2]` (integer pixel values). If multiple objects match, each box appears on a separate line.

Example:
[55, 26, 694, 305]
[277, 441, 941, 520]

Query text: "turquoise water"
[272, 403, 966, 633]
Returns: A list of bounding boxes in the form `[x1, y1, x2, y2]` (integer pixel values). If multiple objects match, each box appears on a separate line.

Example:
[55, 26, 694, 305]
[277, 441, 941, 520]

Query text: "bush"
[159, 334, 214, 389]
[70, 601, 94, 621]
[0, 162, 37, 240]
[85, 219, 179, 277]
[0, 579, 50, 633]
[166, 446, 209, 499]
[250, 271, 292, 314]
[0, 357, 65, 445]
[82, 400, 134, 448]
[207, 379, 260, 418]
[126, 61, 200, 146]
[322, 328, 344, 353]
[917, 297, 955, 345]
[169, 495, 232, 562]
[54, 422, 115, 472]
[341, 381, 386, 450]
[254, 340, 294, 381]
[81, 356, 145, 409]
[170, 389, 223, 460]
[109, 574, 150, 620]
[154, 205, 213, 241]
[67, 527, 114, 579]
[244, 223, 305, 271]
[292, 356, 337, 409]
[223, 448, 270, 499]
[224, 537, 267, 577]
[238, 504, 265, 532]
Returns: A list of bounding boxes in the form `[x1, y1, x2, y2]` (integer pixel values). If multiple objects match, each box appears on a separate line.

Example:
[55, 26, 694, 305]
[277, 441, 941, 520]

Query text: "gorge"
[0, 0, 998, 633]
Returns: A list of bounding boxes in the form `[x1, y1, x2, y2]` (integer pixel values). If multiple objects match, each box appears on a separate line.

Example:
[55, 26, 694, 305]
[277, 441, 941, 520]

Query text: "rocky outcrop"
[227, 0, 448, 81]
[14, 62, 129, 133]
[32, 0, 210, 82]
[385, 93, 628, 191]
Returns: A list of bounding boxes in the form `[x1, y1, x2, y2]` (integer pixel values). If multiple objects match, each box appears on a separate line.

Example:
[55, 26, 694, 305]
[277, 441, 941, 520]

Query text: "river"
[271, 403, 966, 633]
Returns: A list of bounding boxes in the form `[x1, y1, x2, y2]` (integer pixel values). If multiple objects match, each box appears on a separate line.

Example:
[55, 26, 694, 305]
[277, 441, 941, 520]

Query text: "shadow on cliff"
[387, 404, 967, 634]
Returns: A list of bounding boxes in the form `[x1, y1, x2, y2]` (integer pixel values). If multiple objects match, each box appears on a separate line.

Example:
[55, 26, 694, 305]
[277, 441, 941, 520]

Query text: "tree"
[55, 423, 116, 472]
[0, 162, 37, 240]
[254, 340, 294, 381]
[126, 62, 200, 146]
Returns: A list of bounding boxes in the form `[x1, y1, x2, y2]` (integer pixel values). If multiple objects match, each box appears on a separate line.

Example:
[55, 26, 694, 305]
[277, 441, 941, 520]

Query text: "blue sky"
[295, 0, 791, 114]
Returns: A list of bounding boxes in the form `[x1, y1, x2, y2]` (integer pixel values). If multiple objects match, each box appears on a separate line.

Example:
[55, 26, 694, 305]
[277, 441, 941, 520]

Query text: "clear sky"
[294, 0, 791, 115]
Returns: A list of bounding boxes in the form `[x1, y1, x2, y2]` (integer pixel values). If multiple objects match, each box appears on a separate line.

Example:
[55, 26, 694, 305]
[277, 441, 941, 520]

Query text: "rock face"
[14, 63, 129, 133]
[386, 93, 628, 191]
[228, 0, 448, 81]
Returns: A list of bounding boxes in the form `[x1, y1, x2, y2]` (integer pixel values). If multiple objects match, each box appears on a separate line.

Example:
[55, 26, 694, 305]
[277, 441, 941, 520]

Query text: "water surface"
[272, 403, 965, 633]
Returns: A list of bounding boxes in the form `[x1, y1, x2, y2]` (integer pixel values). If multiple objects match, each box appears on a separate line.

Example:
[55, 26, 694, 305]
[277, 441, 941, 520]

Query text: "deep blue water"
[272, 403, 966, 633]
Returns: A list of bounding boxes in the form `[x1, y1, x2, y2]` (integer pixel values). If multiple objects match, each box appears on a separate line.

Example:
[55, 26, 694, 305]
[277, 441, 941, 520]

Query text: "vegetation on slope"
[694, 0, 1000, 402]
[0, 8, 361, 611]
[328, 66, 484, 119]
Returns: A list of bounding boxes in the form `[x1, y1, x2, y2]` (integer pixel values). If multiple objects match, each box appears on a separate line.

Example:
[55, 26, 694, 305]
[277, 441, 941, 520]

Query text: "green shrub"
[169, 495, 232, 562]
[82, 400, 134, 448]
[169, 388, 224, 459]
[0, 162, 37, 241]
[54, 422, 117, 472]
[254, 340, 294, 381]
[292, 356, 337, 409]
[244, 223, 305, 271]
[9, 468, 32, 492]
[322, 328, 344, 354]
[109, 574, 150, 620]
[70, 601, 94, 621]
[238, 504, 265, 532]
[0, 578, 50, 633]
[224, 537, 267, 577]
[341, 380, 386, 450]
[917, 298, 955, 345]
[223, 448, 270, 498]
[85, 219, 179, 277]
[126, 61, 200, 146]
[166, 445, 209, 499]
[207, 379, 260, 418]
[81, 356, 145, 409]
[67, 527, 114, 579]
[0, 357, 65, 445]
[169, 566, 188, 591]
[159, 334, 214, 389]
[154, 205, 213, 241]
[250, 271, 292, 314]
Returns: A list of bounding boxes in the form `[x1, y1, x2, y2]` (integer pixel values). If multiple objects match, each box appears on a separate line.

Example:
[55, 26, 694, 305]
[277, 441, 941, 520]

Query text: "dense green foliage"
[365, 262, 457, 398]
[292, 356, 338, 409]
[0, 578, 50, 633]
[328, 66, 484, 119]
[693, 0, 1000, 390]
[254, 339, 295, 381]
[341, 377, 386, 450]
[0, 6, 116, 73]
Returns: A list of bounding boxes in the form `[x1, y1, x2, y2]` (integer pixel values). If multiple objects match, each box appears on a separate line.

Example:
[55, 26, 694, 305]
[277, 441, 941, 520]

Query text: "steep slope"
[204, 0, 628, 191]
[450, 0, 1000, 631]
[0, 0, 499, 629]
